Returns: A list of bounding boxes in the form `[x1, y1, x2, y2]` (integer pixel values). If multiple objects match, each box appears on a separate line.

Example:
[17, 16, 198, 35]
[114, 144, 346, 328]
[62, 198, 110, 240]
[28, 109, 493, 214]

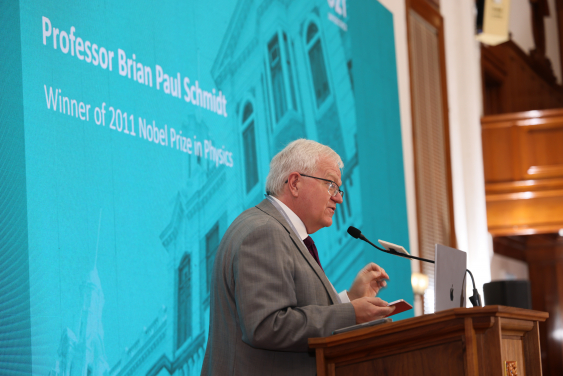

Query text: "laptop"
[434, 244, 467, 312]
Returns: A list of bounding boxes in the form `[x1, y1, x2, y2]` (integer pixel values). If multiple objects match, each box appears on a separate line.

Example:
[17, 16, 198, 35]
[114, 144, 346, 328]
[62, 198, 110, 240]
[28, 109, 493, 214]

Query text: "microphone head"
[347, 226, 362, 239]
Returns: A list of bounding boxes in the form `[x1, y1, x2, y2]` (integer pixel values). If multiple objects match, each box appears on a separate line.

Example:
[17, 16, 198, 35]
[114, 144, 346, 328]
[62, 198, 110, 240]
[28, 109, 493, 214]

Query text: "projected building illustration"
[48, 267, 110, 376]
[45, 1, 367, 375]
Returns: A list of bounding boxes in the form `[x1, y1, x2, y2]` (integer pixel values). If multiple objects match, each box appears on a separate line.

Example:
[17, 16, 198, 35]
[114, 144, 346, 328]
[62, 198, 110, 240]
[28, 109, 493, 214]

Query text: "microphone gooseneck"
[347, 226, 482, 308]
[466, 269, 482, 307]
[347, 226, 435, 264]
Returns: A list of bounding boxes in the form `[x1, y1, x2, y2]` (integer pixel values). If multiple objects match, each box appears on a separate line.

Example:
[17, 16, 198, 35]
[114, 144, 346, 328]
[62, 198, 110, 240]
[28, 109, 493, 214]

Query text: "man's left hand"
[347, 262, 389, 301]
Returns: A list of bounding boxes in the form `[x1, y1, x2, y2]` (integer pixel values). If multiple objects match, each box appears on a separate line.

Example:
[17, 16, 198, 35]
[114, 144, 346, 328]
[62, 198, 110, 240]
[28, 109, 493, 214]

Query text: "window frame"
[304, 20, 331, 109]
[240, 100, 260, 194]
[176, 253, 192, 349]
[302, 17, 334, 117]
[264, 28, 300, 129]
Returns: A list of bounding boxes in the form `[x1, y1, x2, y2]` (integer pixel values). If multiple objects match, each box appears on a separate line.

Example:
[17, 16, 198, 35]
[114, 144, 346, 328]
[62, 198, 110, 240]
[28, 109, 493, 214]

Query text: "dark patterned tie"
[303, 236, 323, 270]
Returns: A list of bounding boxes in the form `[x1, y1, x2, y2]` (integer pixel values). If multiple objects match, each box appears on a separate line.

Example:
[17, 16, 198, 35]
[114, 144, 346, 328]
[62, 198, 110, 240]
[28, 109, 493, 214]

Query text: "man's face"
[298, 157, 343, 234]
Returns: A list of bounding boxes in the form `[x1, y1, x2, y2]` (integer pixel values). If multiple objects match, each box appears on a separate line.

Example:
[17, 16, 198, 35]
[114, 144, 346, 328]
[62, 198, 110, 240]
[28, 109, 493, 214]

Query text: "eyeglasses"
[299, 174, 344, 198]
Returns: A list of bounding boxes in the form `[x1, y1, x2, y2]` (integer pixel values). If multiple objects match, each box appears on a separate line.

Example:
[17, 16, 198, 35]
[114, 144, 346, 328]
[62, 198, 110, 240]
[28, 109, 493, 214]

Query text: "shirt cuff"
[338, 290, 351, 303]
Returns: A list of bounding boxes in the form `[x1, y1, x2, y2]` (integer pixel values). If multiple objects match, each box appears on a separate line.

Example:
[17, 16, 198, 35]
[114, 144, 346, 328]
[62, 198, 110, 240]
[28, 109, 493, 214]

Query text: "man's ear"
[286, 172, 301, 198]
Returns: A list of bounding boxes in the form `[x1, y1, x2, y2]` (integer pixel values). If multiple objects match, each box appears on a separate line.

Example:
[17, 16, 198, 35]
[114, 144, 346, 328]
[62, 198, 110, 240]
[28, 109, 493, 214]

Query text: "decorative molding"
[110, 307, 168, 376]
[210, 0, 254, 79]
[486, 189, 563, 202]
[184, 168, 227, 219]
[145, 331, 206, 376]
[525, 165, 563, 180]
[481, 108, 563, 128]
[485, 178, 563, 194]
[486, 193, 563, 236]
[160, 193, 185, 249]
[215, 37, 259, 86]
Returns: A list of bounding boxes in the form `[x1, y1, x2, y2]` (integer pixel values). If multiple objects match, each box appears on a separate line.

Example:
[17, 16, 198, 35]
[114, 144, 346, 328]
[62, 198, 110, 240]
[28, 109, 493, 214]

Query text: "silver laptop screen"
[434, 244, 467, 312]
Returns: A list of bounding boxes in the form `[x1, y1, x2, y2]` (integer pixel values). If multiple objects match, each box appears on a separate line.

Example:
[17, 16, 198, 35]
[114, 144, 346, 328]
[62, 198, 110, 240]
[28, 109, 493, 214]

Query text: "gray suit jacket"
[201, 199, 356, 375]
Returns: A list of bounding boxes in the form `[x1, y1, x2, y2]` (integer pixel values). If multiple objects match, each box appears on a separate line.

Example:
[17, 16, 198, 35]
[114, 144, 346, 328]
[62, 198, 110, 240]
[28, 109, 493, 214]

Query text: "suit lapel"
[256, 199, 340, 305]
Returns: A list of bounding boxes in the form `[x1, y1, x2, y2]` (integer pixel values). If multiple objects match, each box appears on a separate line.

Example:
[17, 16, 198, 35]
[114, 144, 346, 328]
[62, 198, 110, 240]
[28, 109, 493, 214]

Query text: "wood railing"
[482, 108, 563, 236]
[481, 41, 563, 116]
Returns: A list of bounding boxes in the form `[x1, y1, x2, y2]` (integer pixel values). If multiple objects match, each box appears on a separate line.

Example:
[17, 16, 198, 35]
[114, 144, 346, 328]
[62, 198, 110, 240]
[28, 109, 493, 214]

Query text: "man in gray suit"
[201, 139, 395, 375]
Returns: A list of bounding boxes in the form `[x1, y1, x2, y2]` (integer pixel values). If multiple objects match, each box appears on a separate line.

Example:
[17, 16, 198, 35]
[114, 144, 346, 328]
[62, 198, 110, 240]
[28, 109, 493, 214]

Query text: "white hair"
[265, 139, 344, 196]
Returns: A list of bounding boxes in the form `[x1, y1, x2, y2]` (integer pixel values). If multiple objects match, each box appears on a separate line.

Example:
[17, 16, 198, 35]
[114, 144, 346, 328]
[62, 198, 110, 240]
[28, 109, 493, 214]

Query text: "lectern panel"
[501, 339, 526, 376]
[310, 306, 548, 376]
[336, 341, 464, 376]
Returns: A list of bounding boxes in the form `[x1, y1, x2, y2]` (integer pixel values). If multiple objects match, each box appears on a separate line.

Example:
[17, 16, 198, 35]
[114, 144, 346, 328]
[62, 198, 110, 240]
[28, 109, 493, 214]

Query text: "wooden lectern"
[309, 306, 548, 376]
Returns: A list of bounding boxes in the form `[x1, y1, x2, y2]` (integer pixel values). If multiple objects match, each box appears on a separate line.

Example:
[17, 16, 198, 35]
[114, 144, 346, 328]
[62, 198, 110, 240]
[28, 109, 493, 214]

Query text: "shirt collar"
[269, 196, 308, 241]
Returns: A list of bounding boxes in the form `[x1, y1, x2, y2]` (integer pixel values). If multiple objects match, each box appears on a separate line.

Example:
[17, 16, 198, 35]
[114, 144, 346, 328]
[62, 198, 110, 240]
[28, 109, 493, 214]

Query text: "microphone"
[347, 226, 482, 307]
[347, 226, 366, 241]
[347, 226, 435, 264]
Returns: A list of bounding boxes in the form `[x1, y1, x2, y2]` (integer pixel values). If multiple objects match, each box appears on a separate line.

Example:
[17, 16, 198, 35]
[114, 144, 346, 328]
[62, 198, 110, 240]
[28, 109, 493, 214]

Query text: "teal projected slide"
[0, 0, 412, 375]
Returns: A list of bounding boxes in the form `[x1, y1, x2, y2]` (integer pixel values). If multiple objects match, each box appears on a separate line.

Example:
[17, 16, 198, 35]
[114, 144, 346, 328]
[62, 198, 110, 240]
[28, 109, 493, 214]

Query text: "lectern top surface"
[308, 306, 548, 348]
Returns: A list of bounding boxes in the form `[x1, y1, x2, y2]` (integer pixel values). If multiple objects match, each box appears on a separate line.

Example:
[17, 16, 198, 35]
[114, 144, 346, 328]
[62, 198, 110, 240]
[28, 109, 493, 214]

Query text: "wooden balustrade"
[482, 108, 563, 236]
[481, 41, 563, 116]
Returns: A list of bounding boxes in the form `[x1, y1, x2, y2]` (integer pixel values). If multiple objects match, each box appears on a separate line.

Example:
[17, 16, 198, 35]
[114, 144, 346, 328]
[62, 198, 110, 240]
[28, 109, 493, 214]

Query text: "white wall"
[441, 0, 492, 296]
[376, 0, 491, 310]
[510, 0, 562, 83]
[490, 253, 529, 280]
[509, 0, 535, 53]
[545, 0, 562, 82]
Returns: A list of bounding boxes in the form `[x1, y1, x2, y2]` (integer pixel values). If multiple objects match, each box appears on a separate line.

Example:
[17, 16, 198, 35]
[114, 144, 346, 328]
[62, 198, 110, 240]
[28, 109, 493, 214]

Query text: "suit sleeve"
[232, 220, 356, 352]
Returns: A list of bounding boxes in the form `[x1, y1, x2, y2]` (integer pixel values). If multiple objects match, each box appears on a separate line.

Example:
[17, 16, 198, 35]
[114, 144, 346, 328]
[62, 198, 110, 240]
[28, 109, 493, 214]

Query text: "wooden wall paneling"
[480, 119, 522, 183]
[481, 126, 513, 182]
[503, 50, 515, 112]
[523, 321, 543, 376]
[513, 55, 525, 111]
[486, 192, 563, 235]
[522, 250, 548, 374]
[486, 178, 563, 194]
[553, 261, 563, 374]
[504, 53, 514, 112]
[482, 109, 563, 236]
[495, 234, 563, 375]
[525, 236, 563, 376]
[511, 125, 523, 181]
[482, 108, 563, 124]
[484, 80, 502, 115]
[481, 42, 563, 115]
[481, 45, 506, 115]
[492, 236, 528, 261]
[519, 122, 563, 179]
[530, 73, 539, 110]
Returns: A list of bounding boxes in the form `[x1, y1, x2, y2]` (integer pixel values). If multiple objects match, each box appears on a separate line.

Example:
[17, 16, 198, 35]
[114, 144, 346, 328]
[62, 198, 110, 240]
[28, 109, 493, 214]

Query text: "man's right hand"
[350, 297, 396, 324]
